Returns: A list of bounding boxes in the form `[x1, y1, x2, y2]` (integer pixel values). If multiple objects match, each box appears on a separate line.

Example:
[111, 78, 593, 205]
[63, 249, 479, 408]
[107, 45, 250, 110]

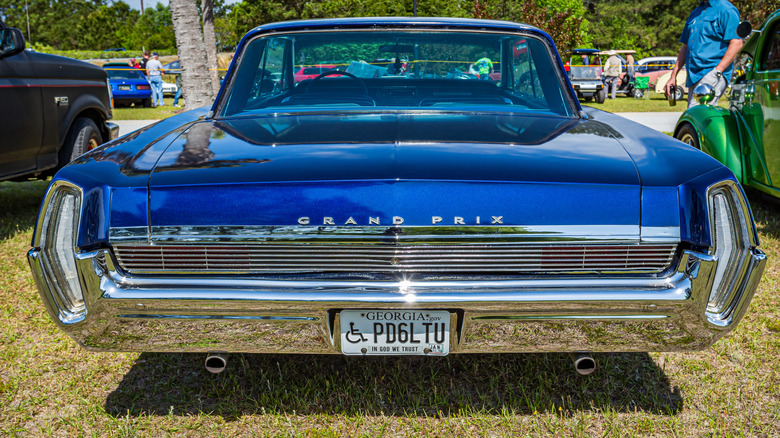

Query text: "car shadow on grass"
[104, 352, 683, 418]
[748, 191, 780, 241]
[0, 180, 49, 241]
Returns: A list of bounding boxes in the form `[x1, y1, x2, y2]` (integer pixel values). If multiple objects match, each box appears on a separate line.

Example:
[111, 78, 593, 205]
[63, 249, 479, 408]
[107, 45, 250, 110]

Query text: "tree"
[472, 0, 587, 56]
[731, 0, 780, 27]
[202, 0, 220, 95]
[169, 0, 213, 109]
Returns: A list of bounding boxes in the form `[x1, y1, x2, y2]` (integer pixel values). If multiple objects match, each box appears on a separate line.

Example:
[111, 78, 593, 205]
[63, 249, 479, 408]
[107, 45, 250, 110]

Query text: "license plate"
[340, 310, 450, 356]
[118, 85, 131, 90]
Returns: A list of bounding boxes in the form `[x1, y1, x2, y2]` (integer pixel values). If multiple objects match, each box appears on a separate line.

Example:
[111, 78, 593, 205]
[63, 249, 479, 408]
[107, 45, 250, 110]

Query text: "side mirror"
[694, 83, 715, 104]
[737, 21, 753, 39]
[0, 27, 26, 59]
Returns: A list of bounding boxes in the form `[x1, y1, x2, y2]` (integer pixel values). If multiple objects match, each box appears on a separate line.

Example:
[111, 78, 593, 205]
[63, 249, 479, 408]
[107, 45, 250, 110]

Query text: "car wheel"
[143, 98, 152, 108]
[594, 88, 606, 103]
[60, 118, 102, 166]
[676, 124, 700, 150]
[674, 86, 685, 102]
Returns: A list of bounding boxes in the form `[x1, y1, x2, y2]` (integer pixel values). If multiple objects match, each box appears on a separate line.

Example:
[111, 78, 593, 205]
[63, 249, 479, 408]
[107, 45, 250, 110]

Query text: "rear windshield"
[106, 67, 147, 80]
[219, 30, 574, 117]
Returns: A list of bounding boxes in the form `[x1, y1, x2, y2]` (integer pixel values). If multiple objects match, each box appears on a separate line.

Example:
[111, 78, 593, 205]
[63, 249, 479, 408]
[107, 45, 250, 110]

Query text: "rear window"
[220, 30, 574, 117]
[105, 67, 146, 80]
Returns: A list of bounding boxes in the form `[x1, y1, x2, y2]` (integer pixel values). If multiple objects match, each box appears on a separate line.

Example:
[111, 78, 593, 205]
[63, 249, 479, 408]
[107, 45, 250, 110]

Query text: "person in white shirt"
[603, 50, 621, 100]
[146, 52, 165, 107]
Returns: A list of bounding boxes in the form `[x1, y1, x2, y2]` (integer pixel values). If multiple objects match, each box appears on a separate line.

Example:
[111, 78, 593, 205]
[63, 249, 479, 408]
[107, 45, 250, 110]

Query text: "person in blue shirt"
[665, 0, 742, 107]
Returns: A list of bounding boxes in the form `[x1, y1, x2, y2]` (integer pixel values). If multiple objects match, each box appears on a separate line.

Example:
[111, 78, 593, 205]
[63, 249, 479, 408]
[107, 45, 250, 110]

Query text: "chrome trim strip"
[640, 226, 681, 242]
[109, 224, 681, 243]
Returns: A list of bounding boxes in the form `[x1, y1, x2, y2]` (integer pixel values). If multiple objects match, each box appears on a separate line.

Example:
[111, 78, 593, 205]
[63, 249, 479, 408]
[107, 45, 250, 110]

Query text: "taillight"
[706, 181, 753, 324]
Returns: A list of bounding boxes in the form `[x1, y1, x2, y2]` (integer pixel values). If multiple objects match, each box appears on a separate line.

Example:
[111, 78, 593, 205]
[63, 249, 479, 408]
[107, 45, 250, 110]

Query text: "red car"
[294, 64, 338, 82]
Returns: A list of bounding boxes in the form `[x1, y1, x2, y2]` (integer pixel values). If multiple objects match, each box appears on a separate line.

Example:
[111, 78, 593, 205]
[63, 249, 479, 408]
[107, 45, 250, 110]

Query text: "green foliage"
[0, 0, 175, 51]
[224, 0, 587, 58]
[731, 0, 780, 27]
[583, 0, 780, 58]
[474, 0, 586, 57]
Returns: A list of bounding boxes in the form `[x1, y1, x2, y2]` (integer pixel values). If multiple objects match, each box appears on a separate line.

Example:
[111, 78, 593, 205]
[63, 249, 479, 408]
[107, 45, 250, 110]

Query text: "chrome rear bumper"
[28, 247, 766, 353]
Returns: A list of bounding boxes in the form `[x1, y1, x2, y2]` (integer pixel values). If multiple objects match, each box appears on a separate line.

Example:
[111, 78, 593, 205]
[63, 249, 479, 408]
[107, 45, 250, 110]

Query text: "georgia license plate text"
[340, 310, 450, 356]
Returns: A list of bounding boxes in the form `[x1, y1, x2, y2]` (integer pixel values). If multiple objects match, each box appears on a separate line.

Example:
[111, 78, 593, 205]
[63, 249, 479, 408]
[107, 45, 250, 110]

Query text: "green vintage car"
[674, 11, 780, 198]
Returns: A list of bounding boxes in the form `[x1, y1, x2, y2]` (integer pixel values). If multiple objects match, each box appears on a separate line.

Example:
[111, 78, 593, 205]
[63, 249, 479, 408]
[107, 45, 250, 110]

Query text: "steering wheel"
[306, 70, 370, 96]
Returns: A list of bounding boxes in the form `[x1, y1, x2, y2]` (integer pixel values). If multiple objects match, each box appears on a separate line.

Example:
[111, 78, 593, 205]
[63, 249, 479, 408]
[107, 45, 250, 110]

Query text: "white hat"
[607, 50, 616, 56]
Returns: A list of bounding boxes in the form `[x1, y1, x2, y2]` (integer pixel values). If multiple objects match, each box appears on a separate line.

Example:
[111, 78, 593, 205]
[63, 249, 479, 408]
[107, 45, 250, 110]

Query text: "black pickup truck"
[0, 22, 118, 181]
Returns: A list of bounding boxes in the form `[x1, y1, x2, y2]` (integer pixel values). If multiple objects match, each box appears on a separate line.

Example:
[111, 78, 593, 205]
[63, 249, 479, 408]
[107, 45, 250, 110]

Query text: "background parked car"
[0, 21, 117, 181]
[103, 62, 152, 107]
[162, 59, 181, 74]
[162, 81, 178, 97]
[675, 14, 777, 198]
[294, 64, 337, 82]
[635, 56, 677, 88]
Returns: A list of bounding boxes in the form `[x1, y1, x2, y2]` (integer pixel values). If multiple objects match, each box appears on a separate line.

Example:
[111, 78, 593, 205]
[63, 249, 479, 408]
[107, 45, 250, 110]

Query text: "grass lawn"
[111, 98, 184, 120]
[0, 179, 778, 436]
[581, 91, 685, 112]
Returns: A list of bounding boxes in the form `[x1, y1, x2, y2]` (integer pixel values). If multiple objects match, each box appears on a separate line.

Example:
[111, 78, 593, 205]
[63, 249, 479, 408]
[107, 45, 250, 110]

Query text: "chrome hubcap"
[680, 133, 695, 147]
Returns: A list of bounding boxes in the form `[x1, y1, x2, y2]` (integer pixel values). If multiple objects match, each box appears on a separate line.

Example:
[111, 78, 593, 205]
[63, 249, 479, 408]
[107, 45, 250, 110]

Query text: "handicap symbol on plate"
[345, 322, 367, 343]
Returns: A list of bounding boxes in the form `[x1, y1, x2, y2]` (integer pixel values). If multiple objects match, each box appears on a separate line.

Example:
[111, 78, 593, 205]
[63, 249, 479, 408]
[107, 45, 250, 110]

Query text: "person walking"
[604, 50, 621, 99]
[146, 52, 165, 107]
[138, 51, 150, 75]
[625, 54, 636, 84]
[665, 0, 742, 107]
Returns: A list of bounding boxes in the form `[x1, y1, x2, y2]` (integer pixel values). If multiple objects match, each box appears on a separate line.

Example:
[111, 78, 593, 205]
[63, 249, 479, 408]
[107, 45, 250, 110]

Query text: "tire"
[60, 118, 102, 166]
[594, 88, 606, 104]
[676, 124, 700, 150]
[674, 86, 684, 102]
[143, 98, 152, 108]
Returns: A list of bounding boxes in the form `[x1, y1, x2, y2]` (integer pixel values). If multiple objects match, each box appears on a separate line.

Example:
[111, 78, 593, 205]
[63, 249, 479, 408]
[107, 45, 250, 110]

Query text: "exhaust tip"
[205, 353, 227, 374]
[569, 352, 596, 375]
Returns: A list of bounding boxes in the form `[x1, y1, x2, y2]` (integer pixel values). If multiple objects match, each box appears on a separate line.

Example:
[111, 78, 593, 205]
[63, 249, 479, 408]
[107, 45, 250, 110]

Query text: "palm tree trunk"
[201, 0, 220, 96]
[169, 0, 213, 109]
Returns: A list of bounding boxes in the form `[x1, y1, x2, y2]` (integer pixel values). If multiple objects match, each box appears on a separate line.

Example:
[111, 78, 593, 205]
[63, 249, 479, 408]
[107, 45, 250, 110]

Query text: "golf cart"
[569, 48, 606, 103]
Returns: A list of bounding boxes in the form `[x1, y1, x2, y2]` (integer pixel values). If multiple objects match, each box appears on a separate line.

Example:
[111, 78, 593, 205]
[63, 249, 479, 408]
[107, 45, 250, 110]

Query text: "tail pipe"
[569, 352, 596, 375]
[205, 353, 227, 374]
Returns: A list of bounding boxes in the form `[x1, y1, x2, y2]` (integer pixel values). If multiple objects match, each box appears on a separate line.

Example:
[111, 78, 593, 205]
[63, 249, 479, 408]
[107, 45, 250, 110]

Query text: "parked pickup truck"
[0, 22, 118, 181]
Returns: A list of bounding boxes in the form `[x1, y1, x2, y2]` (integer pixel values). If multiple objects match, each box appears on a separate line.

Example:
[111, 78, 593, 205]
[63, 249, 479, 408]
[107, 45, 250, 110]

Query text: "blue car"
[29, 18, 766, 375]
[103, 62, 151, 107]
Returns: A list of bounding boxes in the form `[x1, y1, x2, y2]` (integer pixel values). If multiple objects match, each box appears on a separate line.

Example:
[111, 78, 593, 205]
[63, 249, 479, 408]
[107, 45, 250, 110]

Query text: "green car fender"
[675, 105, 744, 183]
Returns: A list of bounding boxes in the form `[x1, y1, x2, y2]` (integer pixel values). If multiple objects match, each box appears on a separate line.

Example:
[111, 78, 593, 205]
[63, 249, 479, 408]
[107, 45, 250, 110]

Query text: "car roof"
[250, 17, 544, 34]
[572, 48, 600, 54]
[103, 62, 136, 68]
[637, 56, 677, 64]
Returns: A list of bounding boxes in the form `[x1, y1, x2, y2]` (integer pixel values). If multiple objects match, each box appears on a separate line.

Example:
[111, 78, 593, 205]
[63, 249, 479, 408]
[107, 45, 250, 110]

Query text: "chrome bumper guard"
[28, 247, 766, 353]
